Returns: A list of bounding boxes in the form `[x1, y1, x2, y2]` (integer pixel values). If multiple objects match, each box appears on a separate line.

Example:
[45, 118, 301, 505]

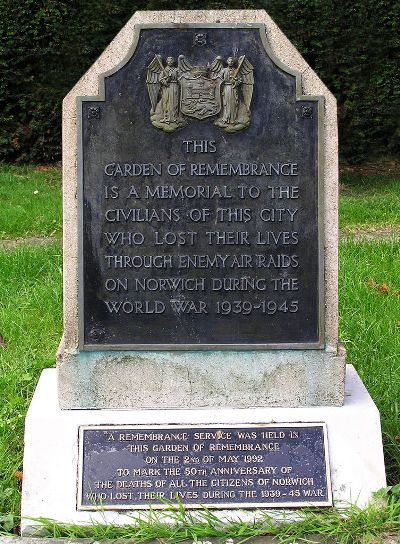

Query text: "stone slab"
[21, 365, 386, 535]
[59, 10, 344, 409]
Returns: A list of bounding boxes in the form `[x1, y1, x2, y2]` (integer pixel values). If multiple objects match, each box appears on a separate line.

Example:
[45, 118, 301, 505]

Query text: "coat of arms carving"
[146, 54, 254, 133]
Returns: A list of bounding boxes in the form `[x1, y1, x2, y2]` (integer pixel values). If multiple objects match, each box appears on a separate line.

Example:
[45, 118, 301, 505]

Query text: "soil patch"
[340, 159, 400, 177]
[0, 236, 60, 249]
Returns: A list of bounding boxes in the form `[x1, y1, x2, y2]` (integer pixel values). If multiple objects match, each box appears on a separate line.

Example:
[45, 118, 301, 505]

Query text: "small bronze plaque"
[77, 423, 332, 509]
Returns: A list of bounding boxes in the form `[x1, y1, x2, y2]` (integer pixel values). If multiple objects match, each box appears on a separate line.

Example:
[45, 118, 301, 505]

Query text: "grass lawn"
[340, 172, 400, 231]
[339, 240, 400, 484]
[0, 166, 61, 240]
[0, 244, 62, 521]
[0, 166, 399, 540]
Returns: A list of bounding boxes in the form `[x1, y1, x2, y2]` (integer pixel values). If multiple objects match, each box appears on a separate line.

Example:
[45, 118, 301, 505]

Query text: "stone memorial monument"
[21, 10, 386, 534]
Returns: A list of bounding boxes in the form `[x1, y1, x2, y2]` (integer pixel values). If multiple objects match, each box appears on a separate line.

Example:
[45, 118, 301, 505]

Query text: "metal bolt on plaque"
[194, 32, 207, 45]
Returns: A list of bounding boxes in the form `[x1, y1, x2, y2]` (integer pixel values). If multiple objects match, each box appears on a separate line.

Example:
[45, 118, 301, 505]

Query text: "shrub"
[0, 0, 398, 163]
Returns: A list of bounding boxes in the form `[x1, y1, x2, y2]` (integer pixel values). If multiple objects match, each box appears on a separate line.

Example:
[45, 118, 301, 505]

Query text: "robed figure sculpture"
[210, 55, 254, 132]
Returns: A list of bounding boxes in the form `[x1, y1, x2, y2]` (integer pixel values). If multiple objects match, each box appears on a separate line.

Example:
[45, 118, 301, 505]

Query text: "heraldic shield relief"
[146, 54, 254, 133]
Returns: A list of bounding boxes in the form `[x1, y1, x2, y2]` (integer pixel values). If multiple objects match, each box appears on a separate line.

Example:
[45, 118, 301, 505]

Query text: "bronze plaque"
[78, 25, 323, 349]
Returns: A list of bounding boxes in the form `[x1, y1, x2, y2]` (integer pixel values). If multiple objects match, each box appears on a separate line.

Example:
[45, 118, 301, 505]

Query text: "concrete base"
[21, 365, 386, 535]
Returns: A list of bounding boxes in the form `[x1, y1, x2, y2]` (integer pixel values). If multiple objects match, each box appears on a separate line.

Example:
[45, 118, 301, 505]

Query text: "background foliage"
[0, 0, 399, 164]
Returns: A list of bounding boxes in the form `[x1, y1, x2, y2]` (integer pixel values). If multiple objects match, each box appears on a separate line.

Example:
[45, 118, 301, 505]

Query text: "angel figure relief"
[146, 54, 254, 133]
[210, 56, 254, 132]
[146, 55, 187, 132]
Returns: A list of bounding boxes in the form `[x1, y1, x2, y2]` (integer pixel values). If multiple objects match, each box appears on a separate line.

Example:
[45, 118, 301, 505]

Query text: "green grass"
[35, 493, 400, 543]
[339, 240, 400, 485]
[340, 172, 400, 230]
[0, 166, 61, 239]
[0, 244, 62, 521]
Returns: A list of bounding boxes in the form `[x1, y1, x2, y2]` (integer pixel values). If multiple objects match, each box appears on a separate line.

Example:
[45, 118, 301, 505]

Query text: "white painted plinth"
[21, 365, 386, 535]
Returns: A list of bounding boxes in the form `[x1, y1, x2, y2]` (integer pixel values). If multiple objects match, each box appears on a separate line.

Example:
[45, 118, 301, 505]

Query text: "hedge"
[0, 0, 399, 164]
